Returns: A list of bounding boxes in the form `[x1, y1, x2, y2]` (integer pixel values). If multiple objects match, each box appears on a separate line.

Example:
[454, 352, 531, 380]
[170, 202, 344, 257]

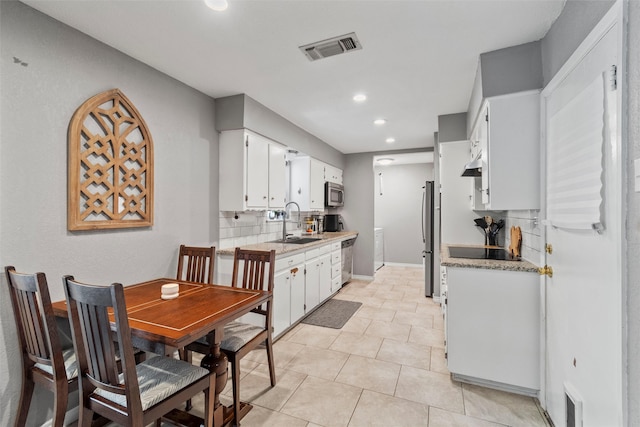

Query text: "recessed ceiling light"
[204, 0, 228, 11]
[385, 138, 396, 143]
[377, 158, 395, 165]
[374, 119, 386, 125]
[353, 94, 367, 102]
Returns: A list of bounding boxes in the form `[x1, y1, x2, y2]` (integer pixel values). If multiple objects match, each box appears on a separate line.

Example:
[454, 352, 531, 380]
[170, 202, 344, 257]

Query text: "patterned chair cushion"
[35, 348, 78, 380]
[35, 346, 145, 381]
[94, 355, 210, 411]
[220, 321, 264, 353]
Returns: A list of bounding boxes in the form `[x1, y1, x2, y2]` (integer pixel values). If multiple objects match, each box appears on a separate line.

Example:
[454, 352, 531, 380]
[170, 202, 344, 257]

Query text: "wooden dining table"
[52, 277, 271, 427]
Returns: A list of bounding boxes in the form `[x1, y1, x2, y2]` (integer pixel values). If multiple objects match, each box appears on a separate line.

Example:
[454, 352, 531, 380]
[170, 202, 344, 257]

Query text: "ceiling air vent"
[299, 32, 362, 61]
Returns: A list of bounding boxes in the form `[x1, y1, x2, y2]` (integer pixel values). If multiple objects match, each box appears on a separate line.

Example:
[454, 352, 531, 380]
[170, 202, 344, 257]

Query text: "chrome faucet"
[282, 201, 301, 241]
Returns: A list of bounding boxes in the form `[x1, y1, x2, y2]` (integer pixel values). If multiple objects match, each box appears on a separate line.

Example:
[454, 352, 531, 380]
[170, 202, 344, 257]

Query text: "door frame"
[538, 0, 627, 416]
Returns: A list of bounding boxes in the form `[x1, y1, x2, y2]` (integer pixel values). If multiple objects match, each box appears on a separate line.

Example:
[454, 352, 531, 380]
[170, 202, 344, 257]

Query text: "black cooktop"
[448, 246, 520, 261]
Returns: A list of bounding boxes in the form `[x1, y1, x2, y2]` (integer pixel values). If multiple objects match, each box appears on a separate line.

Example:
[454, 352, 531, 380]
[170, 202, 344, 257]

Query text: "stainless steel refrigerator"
[422, 181, 435, 297]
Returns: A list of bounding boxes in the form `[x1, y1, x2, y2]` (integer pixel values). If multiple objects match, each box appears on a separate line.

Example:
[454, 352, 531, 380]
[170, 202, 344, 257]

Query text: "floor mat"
[301, 299, 362, 329]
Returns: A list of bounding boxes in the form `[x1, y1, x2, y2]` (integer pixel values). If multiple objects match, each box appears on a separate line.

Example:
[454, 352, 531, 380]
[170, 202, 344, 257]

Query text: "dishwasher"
[341, 238, 356, 284]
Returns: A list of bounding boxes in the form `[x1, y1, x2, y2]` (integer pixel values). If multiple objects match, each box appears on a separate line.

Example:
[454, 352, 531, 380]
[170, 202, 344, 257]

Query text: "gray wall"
[437, 113, 467, 143]
[374, 163, 434, 265]
[480, 41, 543, 97]
[343, 153, 376, 277]
[541, 0, 616, 86]
[216, 94, 345, 169]
[0, 2, 218, 425]
[626, 2, 639, 425]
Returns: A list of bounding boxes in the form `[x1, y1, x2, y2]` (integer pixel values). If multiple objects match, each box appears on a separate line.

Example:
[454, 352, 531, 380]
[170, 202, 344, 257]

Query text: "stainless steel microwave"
[325, 182, 344, 207]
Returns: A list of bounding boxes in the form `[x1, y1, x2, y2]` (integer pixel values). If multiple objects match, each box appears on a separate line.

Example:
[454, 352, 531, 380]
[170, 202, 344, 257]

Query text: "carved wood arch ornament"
[68, 89, 154, 231]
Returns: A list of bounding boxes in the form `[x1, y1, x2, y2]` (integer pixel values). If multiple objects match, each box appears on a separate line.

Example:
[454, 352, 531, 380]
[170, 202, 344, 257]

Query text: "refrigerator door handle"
[421, 190, 426, 243]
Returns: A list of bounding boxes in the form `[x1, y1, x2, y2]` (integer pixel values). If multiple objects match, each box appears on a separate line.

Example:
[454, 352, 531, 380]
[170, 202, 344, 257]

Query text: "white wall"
[439, 142, 484, 245]
[374, 163, 434, 265]
[0, 2, 218, 425]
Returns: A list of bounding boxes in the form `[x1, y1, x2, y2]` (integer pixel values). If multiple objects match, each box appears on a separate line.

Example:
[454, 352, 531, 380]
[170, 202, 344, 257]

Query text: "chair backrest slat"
[64, 277, 139, 400]
[177, 245, 216, 284]
[5, 266, 65, 375]
[231, 248, 276, 293]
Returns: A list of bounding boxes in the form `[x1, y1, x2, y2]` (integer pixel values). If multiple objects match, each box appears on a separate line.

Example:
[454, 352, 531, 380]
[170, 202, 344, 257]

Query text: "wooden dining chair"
[177, 244, 216, 284]
[186, 248, 276, 426]
[4, 266, 79, 427]
[62, 275, 215, 427]
[176, 244, 215, 410]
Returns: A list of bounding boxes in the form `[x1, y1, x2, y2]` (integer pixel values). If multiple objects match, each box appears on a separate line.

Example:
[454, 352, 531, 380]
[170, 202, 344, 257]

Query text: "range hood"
[461, 153, 482, 177]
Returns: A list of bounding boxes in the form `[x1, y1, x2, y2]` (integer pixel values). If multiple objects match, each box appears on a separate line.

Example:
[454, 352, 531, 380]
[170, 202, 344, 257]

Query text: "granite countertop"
[218, 231, 359, 256]
[441, 244, 539, 273]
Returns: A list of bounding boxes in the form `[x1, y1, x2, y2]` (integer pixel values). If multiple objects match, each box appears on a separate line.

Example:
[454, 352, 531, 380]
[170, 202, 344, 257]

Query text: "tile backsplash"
[218, 210, 322, 249]
[503, 209, 543, 265]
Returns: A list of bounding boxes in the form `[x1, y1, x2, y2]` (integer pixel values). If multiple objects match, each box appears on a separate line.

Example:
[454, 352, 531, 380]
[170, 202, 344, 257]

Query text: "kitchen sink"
[270, 237, 322, 245]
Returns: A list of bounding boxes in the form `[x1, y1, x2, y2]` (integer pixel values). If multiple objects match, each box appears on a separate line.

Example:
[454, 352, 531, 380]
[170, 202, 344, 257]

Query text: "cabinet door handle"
[291, 267, 299, 274]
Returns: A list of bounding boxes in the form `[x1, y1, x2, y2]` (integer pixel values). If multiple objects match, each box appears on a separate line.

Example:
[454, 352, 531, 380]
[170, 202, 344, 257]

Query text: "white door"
[542, 13, 623, 426]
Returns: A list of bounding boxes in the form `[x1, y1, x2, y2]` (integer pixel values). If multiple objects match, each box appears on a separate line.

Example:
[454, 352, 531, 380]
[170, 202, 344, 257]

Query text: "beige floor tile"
[433, 312, 445, 330]
[408, 325, 445, 348]
[381, 299, 418, 312]
[395, 365, 464, 414]
[428, 406, 503, 427]
[284, 346, 349, 380]
[416, 302, 443, 317]
[358, 296, 387, 308]
[393, 311, 433, 328]
[222, 363, 306, 412]
[340, 316, 372, 334]
[354, 306, 396, 322]
[376, 339, 431, 370]
[238, 403, 309, 427]
[242, 340, 305, 370]
[286, 324, 340, 348]
[334, 354, 401, 395]
[461, 383, 548, 426]
[348, 390, 429, 427]
[373, 289, 405, 301]
[330, 331, 383, 358]
[280, 376, 362, 427]
[340, 286, 378, 298]
[364, 319, 411, 342]
[430, 347, 450, 375]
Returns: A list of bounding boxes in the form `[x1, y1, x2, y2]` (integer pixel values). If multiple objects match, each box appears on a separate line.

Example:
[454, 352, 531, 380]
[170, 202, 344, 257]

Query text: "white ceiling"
[21, 0, 565, 154]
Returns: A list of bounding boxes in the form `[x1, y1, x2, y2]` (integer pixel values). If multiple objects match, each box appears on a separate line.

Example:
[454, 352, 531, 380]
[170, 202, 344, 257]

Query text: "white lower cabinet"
[318, 254, 332, 302]
[304, 257, 320, 313]
[290, 265, 305, 324]
[330, 241, 342, 293]
[273, 269, 291, 338]
[446, 267, 539, 395]
[218, 239, 347, 339]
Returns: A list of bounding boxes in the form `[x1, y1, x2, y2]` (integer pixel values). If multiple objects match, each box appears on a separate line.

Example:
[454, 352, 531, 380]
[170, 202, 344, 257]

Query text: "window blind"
[547, 73, 605, 231]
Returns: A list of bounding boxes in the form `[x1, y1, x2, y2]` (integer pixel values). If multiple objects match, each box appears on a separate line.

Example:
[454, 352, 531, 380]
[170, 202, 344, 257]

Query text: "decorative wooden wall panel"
[68, 89, 154, 231]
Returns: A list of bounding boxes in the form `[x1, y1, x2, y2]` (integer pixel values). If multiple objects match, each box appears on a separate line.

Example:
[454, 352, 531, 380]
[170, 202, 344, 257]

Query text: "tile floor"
[187, 265, 550, 427]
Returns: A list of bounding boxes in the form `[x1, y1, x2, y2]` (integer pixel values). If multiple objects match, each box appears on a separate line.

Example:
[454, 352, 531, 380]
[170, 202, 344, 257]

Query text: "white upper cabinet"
[290, 156, 325, 211]
[471, 90, 540, 211]
[219, 129, 287, 211]
[324, 164, 343, 185]
[268, 144, 286, 209]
